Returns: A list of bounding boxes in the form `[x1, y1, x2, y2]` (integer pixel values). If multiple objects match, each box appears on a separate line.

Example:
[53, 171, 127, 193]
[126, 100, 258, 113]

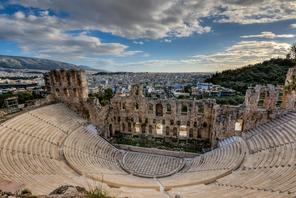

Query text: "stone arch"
[166, 126, 170, 136]
[156, 123, 163, 135]
[156, 103, 163, 116]
[173, 127, 178, 137]
[181, 104, 188, 114]
[189, 128, 194, 138]
[141, 124, 146, 134]
[135, 103, 139, 110]
[197, 129, 201, 138]
[148, 103, 153, 112]
[109, 124, 113, 135]
[149, 125, 153, 134]
[55, 88, 60, 97]
[166, 103, 172, 113]
[63, 88, 69, 97]
[128, 122, 132, 132]
[122, 123, 125, 132]
[135, 122, 141, 133]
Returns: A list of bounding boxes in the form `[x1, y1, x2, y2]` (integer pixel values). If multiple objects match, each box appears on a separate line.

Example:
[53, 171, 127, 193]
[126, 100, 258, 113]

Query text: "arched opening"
[166, 104, 171, 114]
[149, 125, 153, 134]
[135, 122, 141, 133]
[148, 103, 153, 111]
[181, 104, 188, 114]
[166, 126, 170, 136]
[258, 91, 265, 107]
[63, 88, 69, 97]
[235, 119, 243, 132]
[128, 122, 132, 132]
[122, 123, 125, 132]
[197, 129, 202, 138]
[173, 127, 178, 137]
[55, 88, 60, 97]
[189, 128, 193, 138]
[135, 103, 139, 110]
[156, 123, 163, 135]
[141, 124, 146, 134]
[109, 124, 113, 135]
[156, 103, 163, 116]
[179, 125, 187, 137]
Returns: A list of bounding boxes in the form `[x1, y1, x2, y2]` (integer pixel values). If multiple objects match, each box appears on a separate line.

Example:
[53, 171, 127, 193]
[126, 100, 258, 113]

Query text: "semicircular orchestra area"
[119, 151, 185, 178]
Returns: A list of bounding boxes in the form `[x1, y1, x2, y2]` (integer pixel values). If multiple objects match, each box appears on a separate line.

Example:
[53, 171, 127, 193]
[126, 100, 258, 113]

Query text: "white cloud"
[105, 40, 291, 72]
[9, 0, 296, 39]
[186, 40, 291, 71]
[0, 12, 137, 62]
[133, 41, 144, 45]
[291, 24, 296, 29]
[9, 0, 213, 39]
[216, 0, 296, 24]
[163, 39, 172, 43]
[241, 32, 295, 39]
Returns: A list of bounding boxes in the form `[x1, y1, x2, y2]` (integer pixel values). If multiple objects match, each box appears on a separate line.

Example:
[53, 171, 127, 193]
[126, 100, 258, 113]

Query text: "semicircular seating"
[0, 103, 295, 198]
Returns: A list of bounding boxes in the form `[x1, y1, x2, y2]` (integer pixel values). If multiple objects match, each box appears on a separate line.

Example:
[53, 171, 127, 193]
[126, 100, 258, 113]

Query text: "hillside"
[0, 55, 99, 71]
[205, 58, 296, 93]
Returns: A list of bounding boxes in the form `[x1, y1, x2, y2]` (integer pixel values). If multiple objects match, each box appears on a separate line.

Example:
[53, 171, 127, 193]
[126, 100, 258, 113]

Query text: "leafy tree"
[205, 58, 295, 93]
[183, 85, 192, 94]
[90, 88, 114, 106]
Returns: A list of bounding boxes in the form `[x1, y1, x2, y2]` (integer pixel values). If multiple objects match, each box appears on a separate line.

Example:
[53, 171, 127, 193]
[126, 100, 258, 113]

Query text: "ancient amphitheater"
[0, 102, 295, 197]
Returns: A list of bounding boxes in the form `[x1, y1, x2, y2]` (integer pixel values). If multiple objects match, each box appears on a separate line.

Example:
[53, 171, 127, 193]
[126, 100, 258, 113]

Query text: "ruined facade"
[45, 67, 296, 147]
[44, 69, 88, 103]
[212, 67, 296, 144]
[107, 85, 216, 143]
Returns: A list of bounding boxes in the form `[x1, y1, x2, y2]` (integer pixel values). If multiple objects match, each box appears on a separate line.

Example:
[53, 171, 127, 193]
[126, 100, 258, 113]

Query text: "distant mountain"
[0, 55, 102, 71]
[205, 58, 296, 93]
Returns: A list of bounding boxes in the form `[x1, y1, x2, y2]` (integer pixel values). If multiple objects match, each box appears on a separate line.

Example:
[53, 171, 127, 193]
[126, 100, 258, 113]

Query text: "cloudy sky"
[0, 0, 296, 72]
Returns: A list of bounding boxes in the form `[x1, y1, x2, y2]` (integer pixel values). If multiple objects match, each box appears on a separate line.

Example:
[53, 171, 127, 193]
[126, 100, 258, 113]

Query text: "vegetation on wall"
[90, 88, 114, 106]
[213, 94, 245, 106]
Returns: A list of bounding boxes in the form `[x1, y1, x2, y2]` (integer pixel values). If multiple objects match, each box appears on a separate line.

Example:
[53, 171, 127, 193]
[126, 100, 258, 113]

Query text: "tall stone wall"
[211, 68, 296, 145]
[45, 66, 296, 147]
[44, 69, 88, 103]
[282, 67, 296, 110]
[106, 85, 215, 143]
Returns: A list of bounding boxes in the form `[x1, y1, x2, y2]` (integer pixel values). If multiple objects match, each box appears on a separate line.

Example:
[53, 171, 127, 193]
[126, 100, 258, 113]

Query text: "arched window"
[109, 124, 113, 134]
[179, 125, 187, 137]
[128, 122, 132, 132]
[156, 103, 163, 116]
[148, 103, 153, 111]
[141, 124, 146, 134]
[149, 125, 153, 134]
[197, 129, 201, 138]
[189, 128, 193, 138]
[156, 123, 163, 135]
[170, 120, 174, 125]
[135, 103, 139, 110]
[173, 127, 177, 137]
[166, 126, 170, 136]
[166, 104, 171, 113]
[187, 121, 190, 126]
[122, 123, 125, 132]
[181, 104, 188, 114]
[63, 88, 69, 97]
[135, 123, 141, 133]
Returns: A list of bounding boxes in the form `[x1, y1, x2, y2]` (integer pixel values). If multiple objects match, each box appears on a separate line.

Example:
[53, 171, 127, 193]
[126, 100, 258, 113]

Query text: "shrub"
[86, 188, 114, 198]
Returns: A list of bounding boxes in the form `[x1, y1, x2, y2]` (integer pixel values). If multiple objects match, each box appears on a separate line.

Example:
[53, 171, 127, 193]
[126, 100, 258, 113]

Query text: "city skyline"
[0, 0, 296, 72]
